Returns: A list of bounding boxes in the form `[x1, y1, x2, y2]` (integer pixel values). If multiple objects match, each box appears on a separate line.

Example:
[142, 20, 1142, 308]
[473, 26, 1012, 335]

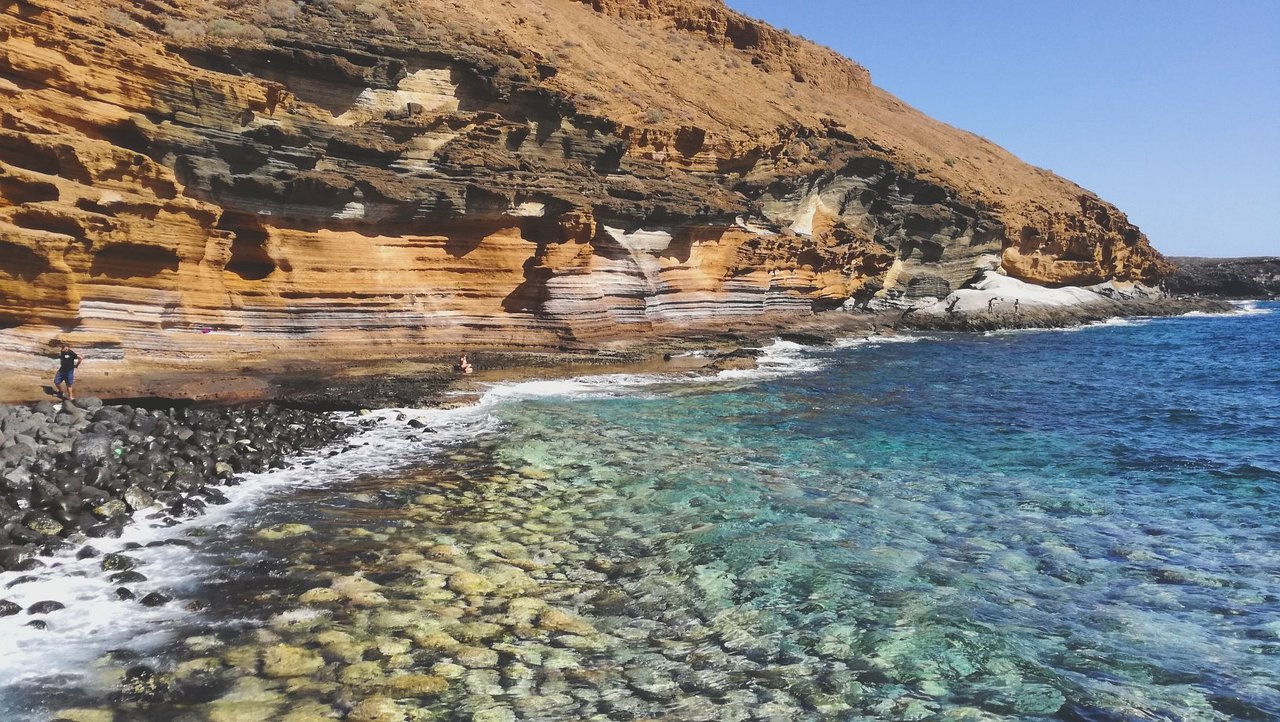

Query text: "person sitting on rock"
[53, 342, 82, 400]
[457, 352, 473, 375]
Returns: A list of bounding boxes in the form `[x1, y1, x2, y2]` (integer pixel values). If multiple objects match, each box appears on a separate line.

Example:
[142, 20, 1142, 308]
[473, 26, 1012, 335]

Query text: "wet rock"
[449, 621, 504, 643]
[430, 661, 466, 679]
[298, 587, 342, 604]
[472, 705, 516, 722]
[0, 598, 22, 616]
[464, 668, 505, 696]
[448, 570, 495, 595]
[262, 644, 326, 678]
[346, 696, 403, 722]
[314, 629, 365, 664]
[383, 673, 449, 697]
[279, 702, 341, 722]
[100, 553, 137, 571]
[117, 664, 172, 703]
[411, 629, 460, 653]
[27, 599, 65, 614]
[140, 591, 173, 607]
[339, 660, 384, 685]
[454, 645, 500, 668]
[206, 676, 285, 722]
[49, 709, 113, 722]
[538, 607, 595, 635]
[625, 667, 679, 700]
[92, 499, 129, 519]
[116, 587, 136, 600]
[122, 487, 154, 511]
[173, 656, 223, 682]
[71, 434, 114, 464]
[109, 571, 147, 584]
[23, 513, 63, 536]
[184, 635, 224, 653]
[256, 523, 314, 540]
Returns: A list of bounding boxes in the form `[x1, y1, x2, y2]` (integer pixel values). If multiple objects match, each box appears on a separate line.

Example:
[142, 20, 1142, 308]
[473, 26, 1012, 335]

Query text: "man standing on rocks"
[53, 342, 82, 400]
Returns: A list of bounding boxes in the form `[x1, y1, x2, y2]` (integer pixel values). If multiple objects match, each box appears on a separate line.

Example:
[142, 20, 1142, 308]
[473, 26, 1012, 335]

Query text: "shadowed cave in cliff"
[0, 241, 51, 282]
[9, 209, 87, 242]
[0, 134, 62, 176]
[0, 175, 59, 204]
[90, 243, 180, 279]
[218, 214, 277, 281]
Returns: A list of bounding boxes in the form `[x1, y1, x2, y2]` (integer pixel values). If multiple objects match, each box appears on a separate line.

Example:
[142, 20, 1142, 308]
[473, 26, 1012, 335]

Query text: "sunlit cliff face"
[0, 0, 1169, 365]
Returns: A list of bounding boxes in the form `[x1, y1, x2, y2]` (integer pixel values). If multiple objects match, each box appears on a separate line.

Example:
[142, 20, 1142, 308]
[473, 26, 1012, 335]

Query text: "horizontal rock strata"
[1, 0, 1173, 389]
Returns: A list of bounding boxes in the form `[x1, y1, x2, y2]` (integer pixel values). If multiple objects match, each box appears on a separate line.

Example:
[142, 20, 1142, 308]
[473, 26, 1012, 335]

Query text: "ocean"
[1, 301, 1276, 721]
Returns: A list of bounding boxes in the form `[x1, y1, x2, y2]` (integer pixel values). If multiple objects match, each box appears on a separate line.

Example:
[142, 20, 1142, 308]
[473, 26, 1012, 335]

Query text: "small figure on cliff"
[1014, 299, 1021, 314]
[54, 342, 82, 400]
[456, 352, 473, 375]
[987, 297, 996, 312]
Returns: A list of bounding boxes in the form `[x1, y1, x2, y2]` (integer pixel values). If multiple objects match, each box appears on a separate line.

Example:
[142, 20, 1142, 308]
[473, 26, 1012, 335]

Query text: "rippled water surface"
[3, 303, 1278, 721]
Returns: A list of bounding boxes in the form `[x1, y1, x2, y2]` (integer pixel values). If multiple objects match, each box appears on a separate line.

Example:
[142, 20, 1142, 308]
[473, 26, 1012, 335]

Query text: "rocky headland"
[0, 0, 1191, 405]
[1164, 256, 1280, 299]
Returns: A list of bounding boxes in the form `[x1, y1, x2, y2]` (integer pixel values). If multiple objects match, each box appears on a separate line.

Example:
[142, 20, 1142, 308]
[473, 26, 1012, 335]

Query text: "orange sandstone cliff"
[0, 0, 1171, 383]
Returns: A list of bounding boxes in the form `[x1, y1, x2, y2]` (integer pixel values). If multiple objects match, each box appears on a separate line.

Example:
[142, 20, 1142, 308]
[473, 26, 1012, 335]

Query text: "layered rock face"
[0, 0, 1171, 374]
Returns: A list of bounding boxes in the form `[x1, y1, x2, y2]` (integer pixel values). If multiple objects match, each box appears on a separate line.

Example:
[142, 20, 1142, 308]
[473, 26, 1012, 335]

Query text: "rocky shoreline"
[0, 295, 1244, 591]
[0, 399, 354, 580]
[898, 295, 1234, 332]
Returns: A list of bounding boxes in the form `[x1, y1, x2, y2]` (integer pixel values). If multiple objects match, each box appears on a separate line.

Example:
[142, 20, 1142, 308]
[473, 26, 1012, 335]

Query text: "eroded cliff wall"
[0, 0, 1171, 370]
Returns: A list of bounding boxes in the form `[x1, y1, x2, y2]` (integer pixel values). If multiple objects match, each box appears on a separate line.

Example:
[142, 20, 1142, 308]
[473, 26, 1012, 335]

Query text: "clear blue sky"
[726, 1, 1279, 257]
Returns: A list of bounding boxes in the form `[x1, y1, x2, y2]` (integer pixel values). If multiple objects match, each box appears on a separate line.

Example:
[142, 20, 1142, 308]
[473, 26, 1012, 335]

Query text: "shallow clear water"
[3, 302, 1278, 721]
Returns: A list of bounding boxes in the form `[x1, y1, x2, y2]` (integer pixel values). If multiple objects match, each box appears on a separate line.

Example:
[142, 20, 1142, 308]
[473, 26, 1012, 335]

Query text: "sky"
[725, 1, 1279, 257]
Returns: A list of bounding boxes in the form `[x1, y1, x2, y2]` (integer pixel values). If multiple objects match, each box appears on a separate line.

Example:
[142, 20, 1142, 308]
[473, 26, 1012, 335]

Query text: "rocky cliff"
[1, 0, 1171, 383]
[1165, 257, 1280, 299]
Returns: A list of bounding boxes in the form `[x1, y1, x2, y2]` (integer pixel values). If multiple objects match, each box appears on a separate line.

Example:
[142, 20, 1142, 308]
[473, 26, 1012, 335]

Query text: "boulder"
[101, 553, 137, 571]
[27, 600, 65, 614]
[123, 487, 155, 511]
[140, 591, 172, 607]
[71, 435, 114, 464]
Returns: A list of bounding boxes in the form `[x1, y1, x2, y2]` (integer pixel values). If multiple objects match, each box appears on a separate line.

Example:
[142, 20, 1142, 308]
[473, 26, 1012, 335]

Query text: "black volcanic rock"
[1166, 257, 1280, 298]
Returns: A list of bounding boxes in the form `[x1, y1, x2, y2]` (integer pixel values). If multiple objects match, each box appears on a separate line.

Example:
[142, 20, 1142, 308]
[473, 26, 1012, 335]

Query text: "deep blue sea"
[1, 301, 1277, 721]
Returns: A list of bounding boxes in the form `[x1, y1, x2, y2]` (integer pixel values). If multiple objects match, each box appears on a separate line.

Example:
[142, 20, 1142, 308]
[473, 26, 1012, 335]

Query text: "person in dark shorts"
[54, 343, 82, 400]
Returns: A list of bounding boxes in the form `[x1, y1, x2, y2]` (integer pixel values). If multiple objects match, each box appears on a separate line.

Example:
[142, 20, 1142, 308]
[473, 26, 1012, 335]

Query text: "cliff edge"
[1, 0, 1172, 390]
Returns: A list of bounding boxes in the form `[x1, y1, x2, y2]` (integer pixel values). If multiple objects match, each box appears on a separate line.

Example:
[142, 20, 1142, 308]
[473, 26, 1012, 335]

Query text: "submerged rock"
[346, 696, 402, 722]
[262, 645, 326, 678]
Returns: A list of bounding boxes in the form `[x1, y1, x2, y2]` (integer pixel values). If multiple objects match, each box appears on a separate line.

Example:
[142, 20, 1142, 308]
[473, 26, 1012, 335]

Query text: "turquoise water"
[3, 303, 1278, 721]
[468, 305, 1280, 719]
